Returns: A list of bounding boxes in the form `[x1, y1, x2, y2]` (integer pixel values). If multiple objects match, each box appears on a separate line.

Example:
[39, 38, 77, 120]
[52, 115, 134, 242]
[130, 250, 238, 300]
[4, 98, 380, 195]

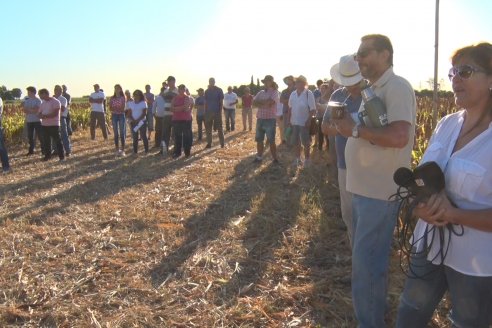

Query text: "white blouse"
[413, 110, 492, 276]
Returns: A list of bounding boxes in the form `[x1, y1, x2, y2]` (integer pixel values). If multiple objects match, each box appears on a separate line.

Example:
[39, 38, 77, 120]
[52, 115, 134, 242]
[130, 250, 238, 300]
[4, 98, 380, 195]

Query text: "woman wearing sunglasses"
[397, 43, 492, 327]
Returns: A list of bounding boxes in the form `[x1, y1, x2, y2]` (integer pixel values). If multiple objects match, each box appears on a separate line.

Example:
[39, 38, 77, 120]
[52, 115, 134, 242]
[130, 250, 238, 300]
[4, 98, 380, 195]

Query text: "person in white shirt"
[126, 89, 149, 154]
[223, 86, 238, 132]
[396, 42, 492, 328]
[152, 87, 167, 151]
[287, 75, 316, 167]
[89, 83, 107, 140]
[54, 85, 71, 156]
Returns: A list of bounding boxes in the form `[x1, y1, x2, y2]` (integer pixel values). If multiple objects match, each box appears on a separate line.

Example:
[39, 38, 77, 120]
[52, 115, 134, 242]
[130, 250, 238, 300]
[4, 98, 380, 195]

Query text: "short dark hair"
[27, 86, 36, 94]
[361, 34, 394, 66]
[316, 79, 323, 87]
[451, 42, 492, 75]
[38, 88, 49, 96]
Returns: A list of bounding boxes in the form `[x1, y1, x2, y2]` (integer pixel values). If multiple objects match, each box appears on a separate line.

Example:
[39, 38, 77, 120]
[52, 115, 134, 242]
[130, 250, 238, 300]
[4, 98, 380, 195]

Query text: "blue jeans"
[397, 254, 492, 328]
[0, 126, 10, 171]
[351, 193, 400, 328]
[224, 108, 235, 131]
[131, 121, 148, 154]
[60, 117, 71, 155]
[112, 114, 126, 149]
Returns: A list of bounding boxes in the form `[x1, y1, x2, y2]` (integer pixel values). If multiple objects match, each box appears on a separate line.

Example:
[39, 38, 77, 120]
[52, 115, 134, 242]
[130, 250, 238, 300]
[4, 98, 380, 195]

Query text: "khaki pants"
[90, 111, 108, 140]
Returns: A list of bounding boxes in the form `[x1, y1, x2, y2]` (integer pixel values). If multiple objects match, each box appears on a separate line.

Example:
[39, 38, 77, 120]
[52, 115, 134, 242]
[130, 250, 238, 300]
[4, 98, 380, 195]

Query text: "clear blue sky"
[1, 0, 491, 97]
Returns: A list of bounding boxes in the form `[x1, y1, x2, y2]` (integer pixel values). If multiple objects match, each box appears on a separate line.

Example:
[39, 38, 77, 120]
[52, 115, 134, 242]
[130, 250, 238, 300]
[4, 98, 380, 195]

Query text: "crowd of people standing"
[0, 33, 491, 328]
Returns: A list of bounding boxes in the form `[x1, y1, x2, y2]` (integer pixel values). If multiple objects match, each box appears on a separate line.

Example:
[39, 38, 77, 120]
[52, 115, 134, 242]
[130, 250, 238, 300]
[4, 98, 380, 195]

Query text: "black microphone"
[393, 161, 445, 201]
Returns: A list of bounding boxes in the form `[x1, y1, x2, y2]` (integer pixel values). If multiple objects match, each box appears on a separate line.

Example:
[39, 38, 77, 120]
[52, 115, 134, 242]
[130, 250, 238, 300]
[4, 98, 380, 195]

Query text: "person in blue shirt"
[322, 54, 364, 245]
[204, 78, 224, 148]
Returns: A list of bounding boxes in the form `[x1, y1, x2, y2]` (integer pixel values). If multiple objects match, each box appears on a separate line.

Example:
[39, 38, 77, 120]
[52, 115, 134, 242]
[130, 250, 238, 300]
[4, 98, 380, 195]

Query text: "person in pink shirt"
[109, 84, 127, 156]
[38, 88, 64, 161]
[241, 87, 253, 131]
[171, 84, 193, 158]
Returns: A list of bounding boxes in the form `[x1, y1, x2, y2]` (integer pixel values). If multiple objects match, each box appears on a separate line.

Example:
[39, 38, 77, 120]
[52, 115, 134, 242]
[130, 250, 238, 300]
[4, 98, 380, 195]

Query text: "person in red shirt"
[241, 87, 253, 131]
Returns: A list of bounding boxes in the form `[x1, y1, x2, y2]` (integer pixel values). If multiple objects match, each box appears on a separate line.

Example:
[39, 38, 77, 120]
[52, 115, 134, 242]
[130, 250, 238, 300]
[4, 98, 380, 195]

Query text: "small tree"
[11, 88, 22, 99]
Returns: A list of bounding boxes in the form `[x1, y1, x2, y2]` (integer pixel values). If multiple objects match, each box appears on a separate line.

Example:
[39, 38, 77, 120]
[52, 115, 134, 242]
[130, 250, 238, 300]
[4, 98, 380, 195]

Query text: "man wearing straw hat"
[252, 75, 279, 163]
[332, 34, 416, 327]
[322, 54, 364, 245]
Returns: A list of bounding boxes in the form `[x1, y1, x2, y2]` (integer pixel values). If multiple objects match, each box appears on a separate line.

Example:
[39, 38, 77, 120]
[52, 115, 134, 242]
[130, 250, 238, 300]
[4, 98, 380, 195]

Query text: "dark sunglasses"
[356, 48, 377, 58]
[448, 65, 485, 81]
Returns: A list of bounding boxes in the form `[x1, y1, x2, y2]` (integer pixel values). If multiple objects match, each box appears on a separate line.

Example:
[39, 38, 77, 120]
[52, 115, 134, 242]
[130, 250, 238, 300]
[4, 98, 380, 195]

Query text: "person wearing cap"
[223, 86, 238, 132]
[170, 84, 194, 158]
[252, 75, 279, 163]
[0, 96, 11, 173]
[144, 85, 155, 141]
[241, 87, 253, 131]
[195, 88, 206, 141]
[287, 75, 316, 168]
[332, 34, 416, 327]
[160, 76, 178, 154]
[204, 77, 225, 148]
[322, 55, 364, 246]
[280, 75, 296, 144]
[21, 86, 43, 156]
[89, 84, 108, 141]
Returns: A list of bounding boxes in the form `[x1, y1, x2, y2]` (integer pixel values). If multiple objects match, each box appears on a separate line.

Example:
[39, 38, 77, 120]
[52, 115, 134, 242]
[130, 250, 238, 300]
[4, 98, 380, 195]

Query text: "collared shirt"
[224, 92, 238, 110]
[39, 98, 61, 127]
[22, 96, 42, 123]
[324, 87, 362, 169]
[345, 67, 416, 200]
[204, 86, 224, 113]
[412, 111, 492, 276]
[288, 89, 316, 126]
[253, 88, 279, 120]
[153, 95, 166, 117]
[90, 91, 105, 112]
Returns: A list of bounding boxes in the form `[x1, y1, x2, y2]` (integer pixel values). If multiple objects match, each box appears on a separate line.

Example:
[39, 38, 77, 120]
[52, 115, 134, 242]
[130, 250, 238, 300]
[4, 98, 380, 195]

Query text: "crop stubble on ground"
[0, 122, 448, 327]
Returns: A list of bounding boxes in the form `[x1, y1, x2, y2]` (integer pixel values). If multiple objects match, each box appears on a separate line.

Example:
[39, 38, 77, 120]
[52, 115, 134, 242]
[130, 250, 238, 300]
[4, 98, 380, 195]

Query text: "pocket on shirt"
[448, 158, 486, 201]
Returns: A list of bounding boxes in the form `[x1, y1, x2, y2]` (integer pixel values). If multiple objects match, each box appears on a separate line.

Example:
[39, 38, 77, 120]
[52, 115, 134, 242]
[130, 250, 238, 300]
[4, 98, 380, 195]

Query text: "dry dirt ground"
[0, 120, 449, 327]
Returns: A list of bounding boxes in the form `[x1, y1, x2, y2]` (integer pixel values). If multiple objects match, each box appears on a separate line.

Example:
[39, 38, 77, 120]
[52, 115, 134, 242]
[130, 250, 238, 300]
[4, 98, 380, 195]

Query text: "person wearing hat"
[89, 83, 108, 141]
[195, 88, 206, 141]
[280, 75, 295, 144]
[332, 34, 416, 327]
[252, 75, 279, 163]
[322, 54, 364, 245]
[204, 77, 225, 148]
[241, 87, 253, 131]
[287, 75, 316, 168]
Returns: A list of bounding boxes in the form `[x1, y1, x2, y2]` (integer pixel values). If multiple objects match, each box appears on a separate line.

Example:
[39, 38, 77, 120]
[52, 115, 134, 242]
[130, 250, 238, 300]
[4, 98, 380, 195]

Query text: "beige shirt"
[345, 67, 416, 200]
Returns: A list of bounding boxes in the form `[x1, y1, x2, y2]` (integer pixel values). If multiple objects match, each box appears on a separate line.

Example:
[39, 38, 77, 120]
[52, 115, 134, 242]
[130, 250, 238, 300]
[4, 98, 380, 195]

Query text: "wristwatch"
[352, 124, 360, 138]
